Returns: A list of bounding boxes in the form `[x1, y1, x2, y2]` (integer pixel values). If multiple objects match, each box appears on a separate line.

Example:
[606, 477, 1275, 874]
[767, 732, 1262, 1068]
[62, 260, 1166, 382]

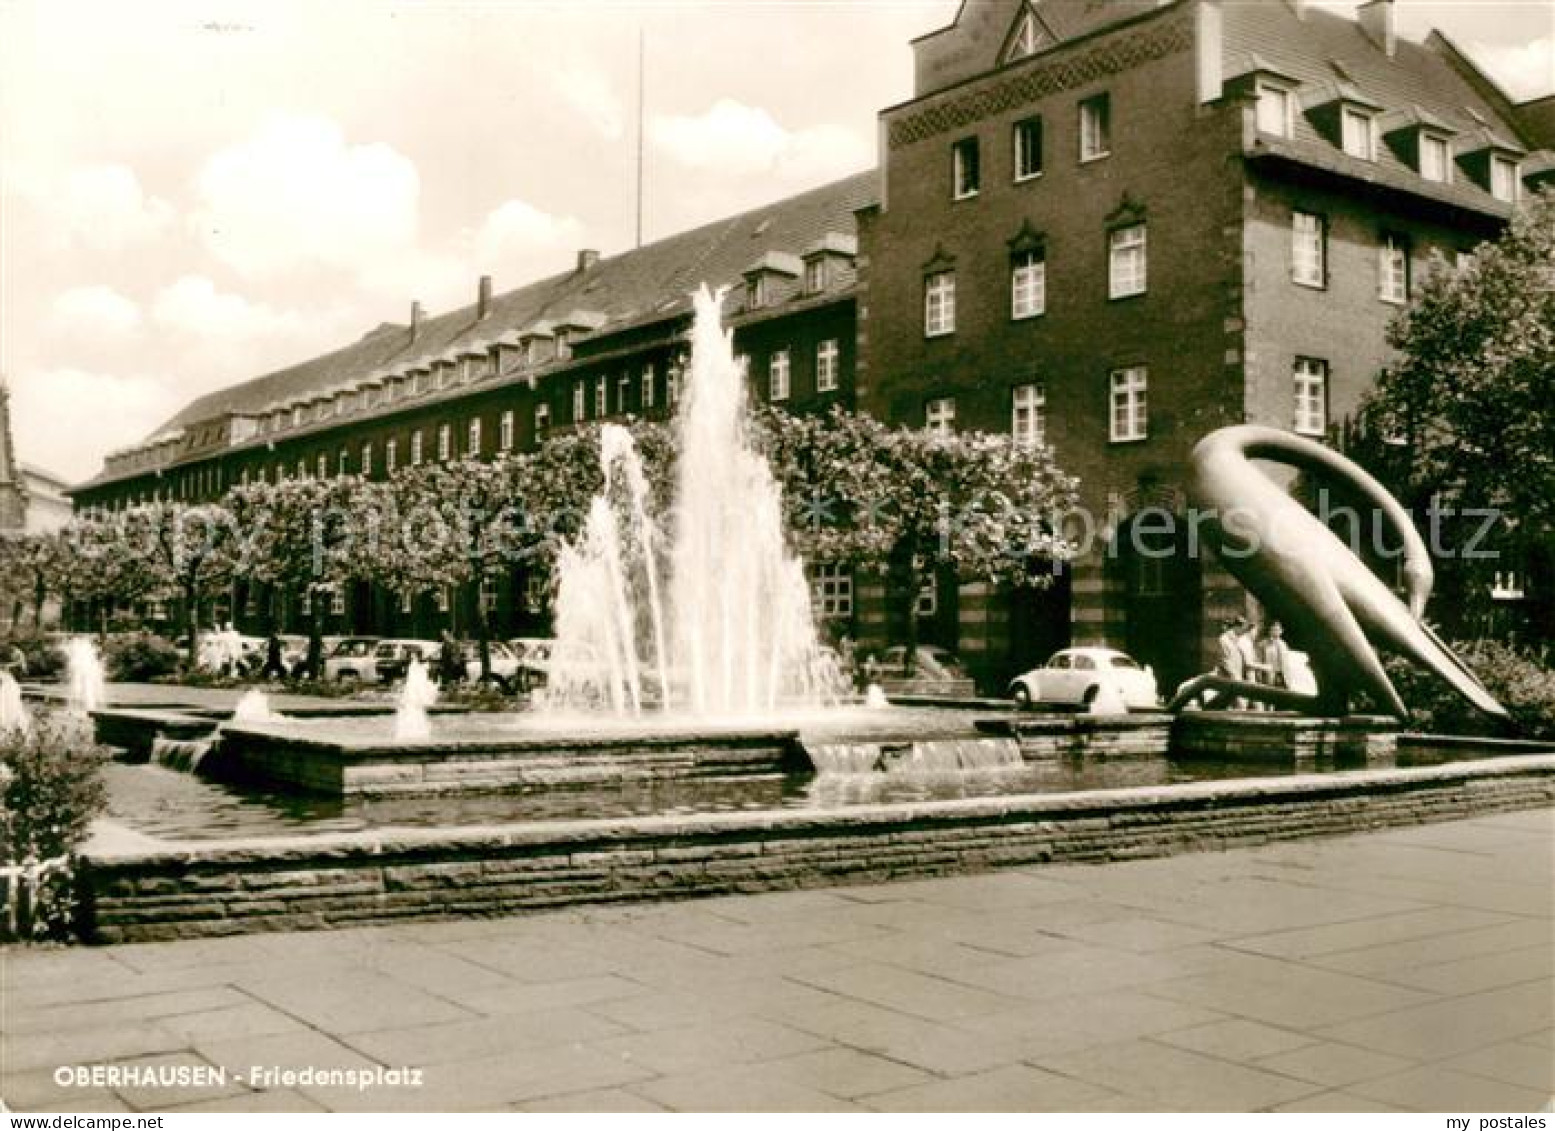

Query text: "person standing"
[1258, 620, 1293, 691]
[261, 631, 287, 680]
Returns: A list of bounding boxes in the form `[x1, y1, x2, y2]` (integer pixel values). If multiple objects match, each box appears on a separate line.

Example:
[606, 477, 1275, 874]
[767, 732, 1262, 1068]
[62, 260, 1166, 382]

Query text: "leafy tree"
[115, 501, 238, 664]
[761, 406, 1079, 669]
[1359, 187, 1555, 638]
[0, 533, 63, 630]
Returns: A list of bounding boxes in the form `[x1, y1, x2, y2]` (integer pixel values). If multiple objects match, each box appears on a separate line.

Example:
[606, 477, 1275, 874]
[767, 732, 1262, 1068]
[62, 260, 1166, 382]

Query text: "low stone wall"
[75, 755, 1555, 943]
[1173, 713, 1399, 763]
[979, 713, 1173, 759]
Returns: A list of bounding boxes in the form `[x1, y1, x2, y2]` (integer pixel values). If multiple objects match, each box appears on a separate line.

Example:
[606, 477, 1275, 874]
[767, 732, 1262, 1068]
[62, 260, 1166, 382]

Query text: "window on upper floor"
[816, 339, 839, 393]
[747, 275, 767, 309]
[1379, 233, 1410, 304]
[535, 402, 551, 436]
[1079, 93, 1110, 162]
[667, 363, 681, 406]
[1341, 107, 1376, 161]
[1011, 249, 1046, 319]
[317, 453, 329, 479]
[500, 410, 515, 451]
[1419, 133, 1451, 183]
[1109, 366, 1148, 443]
[296, 458, 307, 479]
[337, 449, 349, 476]
[617, 372, 631, 414]
[1108, 223, 1147, 299]
[805, 258, 826, 295]
[594, 376, 608, 418]
[769, 350, 791, 402]
[1490, 155, 1519, 202]
[809, 562, 854, 619]
[924, 271, 956, 337]
[1014, 116, 1043, 181]
[437, 423, 451, 461]
[411, 430, 424, 465]
[1292, 211, 1326, 288]
[1293, 357, 1328, 437]
[573, 381, 586, 422]
[952, 137, 980, 200]
[386, 438, 398, 473]
[1256, 83, 1295, 139]
[925, 396, 956, 436]
[467, 417, 481, 456]
[642, 365, 655, 410]
[555, 331, 572, 361]
[1006, 8, 1043, 62]
[1012, 383, 1046, 448]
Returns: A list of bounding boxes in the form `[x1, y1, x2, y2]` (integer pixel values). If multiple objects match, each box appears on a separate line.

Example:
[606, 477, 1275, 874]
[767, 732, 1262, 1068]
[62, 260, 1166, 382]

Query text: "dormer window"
[556, 330, 572, 361]
[952, 137, 980, 199]
[1256, 83, 1295, 139]
[748, 275, 768, 309]
[1490, 155, 1519, 202]
[804, 258, 825, 295]
[1420, 133, 1451, 183]
[1005, 7, 1044, 62]
[1341, 107, 1376, 160]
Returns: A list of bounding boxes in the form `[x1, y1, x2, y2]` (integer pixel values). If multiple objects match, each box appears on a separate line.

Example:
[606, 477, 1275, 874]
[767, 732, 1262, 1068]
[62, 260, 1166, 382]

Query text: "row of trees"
[1, 408, 1080, 680]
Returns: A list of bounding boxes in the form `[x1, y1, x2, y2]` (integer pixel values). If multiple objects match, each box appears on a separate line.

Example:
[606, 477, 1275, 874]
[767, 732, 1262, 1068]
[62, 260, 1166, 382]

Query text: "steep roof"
[151, 170, 878, 438]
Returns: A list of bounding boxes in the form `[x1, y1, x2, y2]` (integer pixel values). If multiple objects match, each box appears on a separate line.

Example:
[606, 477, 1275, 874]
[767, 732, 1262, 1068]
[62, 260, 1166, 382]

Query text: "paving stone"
[756, 1046, 934, 1099]
[1443, 1040, 1555, 1093]
[1317, 981, 1554, 1060]
[437, 973, 645, 1017]
[1142, 960, 1435, 1029]
[1155, 1018, 1319, 1061]
[865, 1063, 1129, 1112]
[513, 1087, 668, 1112]
[1383, 943, 1553, 996]
[954, 987, 1228, 1055]
[0, 1021, 186, 1075]
[1309, 917, 1553, 978]
[634, 1063, 869, 1112]
[1, 986, 251, 1036]
[793, 960, 1020, 1022]
[234, 968, 476, 1034]
[1, 1070, 123, 1113]
[164, 1089, 327, 1113]
[1030, 1039, 1320, 1111]
[1036, 914, 1223, 952]
[157, 1002, 309, 1045]
[773, 994, 1031, 1075]
[1222, 906, 1512, 960]
[109, 1051, 252, 1111]
[1253, 1041, 1415, 1087]
[1271, 1090, 1410, 1112]
[591, 1016, 830, 1075]
[347, 1008, 628, 1067]
[195, 1027, 383, 1080]
[1347, 1066, 1550, 1113]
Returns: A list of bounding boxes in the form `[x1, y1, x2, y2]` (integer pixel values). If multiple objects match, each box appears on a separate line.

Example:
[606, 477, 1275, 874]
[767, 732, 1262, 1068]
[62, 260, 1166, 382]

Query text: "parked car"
[371, 639, 440, 685]
[867, 645, 970, 685]
[1007, 647, 1159, 710]
[454, 640, 522, 691]
[321, 636, 384, 682]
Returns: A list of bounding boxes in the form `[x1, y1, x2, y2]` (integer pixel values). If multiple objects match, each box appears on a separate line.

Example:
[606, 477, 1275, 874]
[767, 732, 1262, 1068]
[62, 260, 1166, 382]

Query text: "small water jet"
[65, 637, 107, 715]
[394, 658, 438, 742]
[232, 688, 281, 725]
[0, 671, 30, 735]
[547, 286, 842, 718]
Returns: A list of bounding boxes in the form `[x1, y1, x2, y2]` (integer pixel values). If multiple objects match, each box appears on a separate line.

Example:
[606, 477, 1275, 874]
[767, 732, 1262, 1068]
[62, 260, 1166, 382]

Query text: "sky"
[1, 0, 1551, 485]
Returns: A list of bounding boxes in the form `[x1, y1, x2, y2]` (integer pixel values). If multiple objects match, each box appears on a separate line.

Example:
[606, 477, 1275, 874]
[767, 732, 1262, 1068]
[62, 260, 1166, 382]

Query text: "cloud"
[1462, 38, 1554, 101]
[19, 164, 174, 253]
[472, 198, 586, 276]
[6, 367, 182, 484]
[190, 114, 420, 279]
[47, 285, 143, 340]
[651, 99, 871, 181]
[151, 275, 300, 342]
[555, 60, 625, 139]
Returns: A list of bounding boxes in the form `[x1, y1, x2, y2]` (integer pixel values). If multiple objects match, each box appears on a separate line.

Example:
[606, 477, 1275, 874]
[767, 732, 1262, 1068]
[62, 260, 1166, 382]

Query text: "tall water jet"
[546, 286, 841, 717]
[0, 670, 30, 735]
[394, 657, 438, 741]
[65, 637, 106, 715]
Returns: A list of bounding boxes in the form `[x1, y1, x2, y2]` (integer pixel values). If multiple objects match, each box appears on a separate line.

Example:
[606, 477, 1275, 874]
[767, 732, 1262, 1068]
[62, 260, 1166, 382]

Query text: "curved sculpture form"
[1186, 425, 1506, 721]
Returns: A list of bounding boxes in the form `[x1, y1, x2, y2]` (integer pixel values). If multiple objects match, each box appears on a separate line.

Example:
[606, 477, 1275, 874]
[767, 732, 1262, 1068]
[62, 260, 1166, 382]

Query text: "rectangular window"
[479, 577, 498, 615]
[1341, 108, 1376, 161]
[435, 587, 450, 614]
[330, 586, 346, 616]
[296, 458, 307, 479]
[924, 271, 956, 337]
[594, 376, 607, 418]
[337, 449, 349, 476]
[805, 258, 825, 295]
[747, 276, 766, 309]
[816, 339, 839, 393]
[399, 590, 413, 615]
[1079, 93, 1111, 162]
[769, 350, 791, 402]
[925, 396, 956, 436]
[1256, 84, 1293, 138]
[1012, 383, 1046, 447]
[573, 381, 586, 421]
[386, 438, 398, 473]
[1011, 250, 1046, 319]
[1293, 357, 1328, 436]
[916, 575, 939, 618]
[641, 365, 655, 410]
[317, 453, 328, 479]
[1109, 366, 1148, 443]
[617, 373, 631, 414]
[809, 563, 854, 619]
[411, 430, 423, 465]
[437, 424, 451, 461]
[1420, 134, 1451, 183]
[1108, 224, 1147, 299]
[1013, 116, 1044, 181]
[534, 403, 551, 436]
[500, 410, 514, 451]
[1292, 211, 1326, 287]
[667, 364, 680, 405]
[467, 417, 481, 456]
[952, 137, 980, 199]
[1490, 155, 1519, 202]
[555, 331, 572, 361]
[1379, 233, 1409, 303]
[411, 372, 425, 396]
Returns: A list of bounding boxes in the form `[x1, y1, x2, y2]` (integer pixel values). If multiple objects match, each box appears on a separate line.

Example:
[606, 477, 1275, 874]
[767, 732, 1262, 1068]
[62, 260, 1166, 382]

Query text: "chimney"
[1195, 0, 1224, 105]
[409, 300, 424, 342]
[477, 275, 492, 320]
[1357, 0, 1395, 55]
[576, 248, 600, 274]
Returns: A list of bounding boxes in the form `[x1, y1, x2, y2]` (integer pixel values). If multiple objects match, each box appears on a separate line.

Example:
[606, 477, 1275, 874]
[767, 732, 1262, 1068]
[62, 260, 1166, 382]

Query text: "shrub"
[1389, 639, 1555, 739]
[1, 712, 110, 941]
[105, 633, 182, 683]
[2, 633, 65, 680]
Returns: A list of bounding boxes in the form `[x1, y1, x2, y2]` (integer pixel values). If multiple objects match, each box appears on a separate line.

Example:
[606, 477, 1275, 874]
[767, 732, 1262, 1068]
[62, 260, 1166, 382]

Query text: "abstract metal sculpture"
[1169, 425, 1506, 720]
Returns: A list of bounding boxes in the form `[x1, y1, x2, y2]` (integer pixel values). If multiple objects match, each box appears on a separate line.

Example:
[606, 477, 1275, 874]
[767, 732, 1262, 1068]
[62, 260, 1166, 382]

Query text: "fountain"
[231, 688, 281, 725]
[394, 657, 438, 742]
[64, 637, 106, 715]
[0, 670, 30, 735]
[546, 286, 842, 718]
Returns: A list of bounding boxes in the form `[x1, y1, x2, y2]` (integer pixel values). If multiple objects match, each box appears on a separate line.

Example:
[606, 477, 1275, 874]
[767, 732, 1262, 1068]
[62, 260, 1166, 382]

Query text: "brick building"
[70, 0, 1553, 690]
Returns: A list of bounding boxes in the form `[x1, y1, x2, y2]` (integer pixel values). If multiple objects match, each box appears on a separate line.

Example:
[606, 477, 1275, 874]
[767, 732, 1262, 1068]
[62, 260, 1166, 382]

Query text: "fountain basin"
[75, 750, 1555, 942]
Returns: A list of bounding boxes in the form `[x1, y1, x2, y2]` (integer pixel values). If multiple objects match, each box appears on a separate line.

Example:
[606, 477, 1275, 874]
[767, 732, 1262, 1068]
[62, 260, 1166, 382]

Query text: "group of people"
[197, 623, 246, 676]
[1214, 614, 1318, 703]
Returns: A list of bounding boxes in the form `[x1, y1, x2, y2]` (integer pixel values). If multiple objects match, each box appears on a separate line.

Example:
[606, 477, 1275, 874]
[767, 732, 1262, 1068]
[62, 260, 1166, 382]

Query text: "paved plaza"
[3, 810, 1551, 1113]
